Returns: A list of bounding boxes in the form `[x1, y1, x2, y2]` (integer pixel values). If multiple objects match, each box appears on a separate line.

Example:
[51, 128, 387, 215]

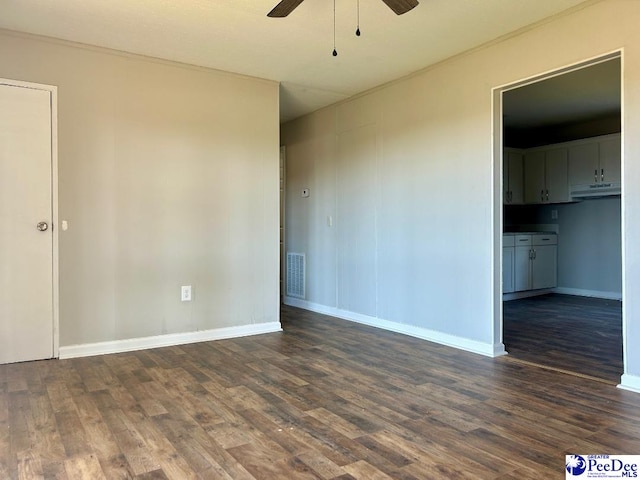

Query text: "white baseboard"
[503, 289, 554, 301]
[503, 288, 622, 301]
[59, 322, 283, 359]
[618, 374, 640, 394]
[553, 287, 622, 301]
[492, 343, 508, 357]
[283, 297, 503, 358]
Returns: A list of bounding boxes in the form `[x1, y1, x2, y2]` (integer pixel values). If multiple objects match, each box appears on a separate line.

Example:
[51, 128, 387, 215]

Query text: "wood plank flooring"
[503, 293, 623, 383]
[2, 304, 640, 479]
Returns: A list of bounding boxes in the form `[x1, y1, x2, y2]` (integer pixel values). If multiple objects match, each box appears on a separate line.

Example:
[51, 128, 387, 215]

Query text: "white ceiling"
[504, 58, 621, 130]
[0, 0, 594, 123]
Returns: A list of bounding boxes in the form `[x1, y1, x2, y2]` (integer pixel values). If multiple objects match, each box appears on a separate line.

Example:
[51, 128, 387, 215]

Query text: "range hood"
[570, 182, 621, 199]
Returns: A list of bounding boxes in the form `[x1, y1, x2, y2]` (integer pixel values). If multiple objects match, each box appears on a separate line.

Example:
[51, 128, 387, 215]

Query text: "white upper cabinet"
[568, 133, 621, 186]
[515, 133, 620, 205]
[545, 148, 569, 203]
[524, 150, 545, 204]
[524, 147, 568, 204]
[599, 135, 621, 184]
[504, 149, 524, 204]
[568, 142, 599, 185]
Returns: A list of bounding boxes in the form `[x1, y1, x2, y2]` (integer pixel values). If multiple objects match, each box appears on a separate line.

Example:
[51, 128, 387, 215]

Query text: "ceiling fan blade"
[380, 0, 419, 15]
[267, 0, 305, 17]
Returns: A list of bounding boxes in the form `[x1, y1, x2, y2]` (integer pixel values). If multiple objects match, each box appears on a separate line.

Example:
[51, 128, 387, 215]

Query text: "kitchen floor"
[503, 293, 623, 384]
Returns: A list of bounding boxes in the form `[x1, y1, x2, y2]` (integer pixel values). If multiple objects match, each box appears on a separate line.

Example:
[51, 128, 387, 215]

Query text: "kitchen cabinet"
[531, 234, 557, 290]
[599, 135, 621, 184]
[515, 133, 620, 205]
[503, 235, 515, 293]
[508, 233, 557, 292]
[503, 149, 524, 204]
[514, 235, 533, 292]
[568, 142, 598, 185]
[568, 134, 621, 186]
[524, 148, 569, 204]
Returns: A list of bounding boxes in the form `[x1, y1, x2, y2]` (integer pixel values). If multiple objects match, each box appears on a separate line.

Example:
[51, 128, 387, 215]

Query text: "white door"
[0, 82, 55, 364]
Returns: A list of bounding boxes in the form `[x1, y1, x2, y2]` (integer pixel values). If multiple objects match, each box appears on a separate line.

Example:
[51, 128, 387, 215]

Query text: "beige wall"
[282, 0, 640, 387]
[0, 30, 280, 346]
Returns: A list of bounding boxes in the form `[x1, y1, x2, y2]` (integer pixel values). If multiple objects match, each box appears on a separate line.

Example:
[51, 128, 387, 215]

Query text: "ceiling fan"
[267, 0, 419, 17]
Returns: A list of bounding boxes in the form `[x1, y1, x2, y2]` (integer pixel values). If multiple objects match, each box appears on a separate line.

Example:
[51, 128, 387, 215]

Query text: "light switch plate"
[302, 188, 310, 197]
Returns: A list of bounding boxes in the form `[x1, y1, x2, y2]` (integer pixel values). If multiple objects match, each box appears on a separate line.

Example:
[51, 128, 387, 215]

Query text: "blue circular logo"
[566, 455, 587, 476]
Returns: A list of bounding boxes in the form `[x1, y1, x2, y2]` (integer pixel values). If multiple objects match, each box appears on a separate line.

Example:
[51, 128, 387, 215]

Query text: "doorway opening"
[494, 54, 623, 384]
[280, 145, 286, 303]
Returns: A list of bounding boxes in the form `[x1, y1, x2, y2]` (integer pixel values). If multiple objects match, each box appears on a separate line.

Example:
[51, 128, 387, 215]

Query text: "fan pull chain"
[332, 0, 338, 56]
[356, 0, 361, 36]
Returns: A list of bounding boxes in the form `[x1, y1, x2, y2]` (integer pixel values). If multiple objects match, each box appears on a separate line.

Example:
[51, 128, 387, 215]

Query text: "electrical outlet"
[181, 285, 192, 302]
[551, 209, 558, 220]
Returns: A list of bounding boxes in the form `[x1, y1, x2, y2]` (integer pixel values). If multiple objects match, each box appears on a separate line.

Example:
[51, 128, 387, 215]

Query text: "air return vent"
[286, 252, 305, 299]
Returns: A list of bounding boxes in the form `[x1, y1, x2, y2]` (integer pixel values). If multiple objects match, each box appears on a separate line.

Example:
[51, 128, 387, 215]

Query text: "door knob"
[36, 221, 48, 232]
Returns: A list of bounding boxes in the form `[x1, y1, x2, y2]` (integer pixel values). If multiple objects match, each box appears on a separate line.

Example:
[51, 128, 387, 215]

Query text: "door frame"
[491, 51, 625, 380]
[280, 145, 286, 302]
[1, 77, 59, 359]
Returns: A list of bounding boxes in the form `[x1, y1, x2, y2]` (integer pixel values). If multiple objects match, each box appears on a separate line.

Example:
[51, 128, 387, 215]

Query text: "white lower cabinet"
[531, 238, 557, 290]
[503, 235, 515, 293]
[514, 235, 533, 292]
[505, 233, 557, 293]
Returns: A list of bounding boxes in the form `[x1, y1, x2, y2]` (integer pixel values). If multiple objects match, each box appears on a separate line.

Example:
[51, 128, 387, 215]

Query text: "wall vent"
[286, 252, 305, 299]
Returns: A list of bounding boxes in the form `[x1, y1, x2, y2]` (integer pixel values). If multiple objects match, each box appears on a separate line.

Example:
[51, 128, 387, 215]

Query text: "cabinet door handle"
[541, 189, 544, 202]
[546, 189, 549, 201]
[532, 249, 537, 260]
[595, 169, 598, 182]
[601, 168, 604, 181]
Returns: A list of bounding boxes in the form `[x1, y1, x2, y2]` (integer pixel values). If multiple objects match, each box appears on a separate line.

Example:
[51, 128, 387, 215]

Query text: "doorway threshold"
[500, 355, 618, 386]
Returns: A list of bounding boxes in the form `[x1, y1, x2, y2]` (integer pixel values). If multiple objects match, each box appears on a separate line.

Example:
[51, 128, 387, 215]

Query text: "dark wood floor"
[2, 305, 640, 479]
[503, 293, 623, 384]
